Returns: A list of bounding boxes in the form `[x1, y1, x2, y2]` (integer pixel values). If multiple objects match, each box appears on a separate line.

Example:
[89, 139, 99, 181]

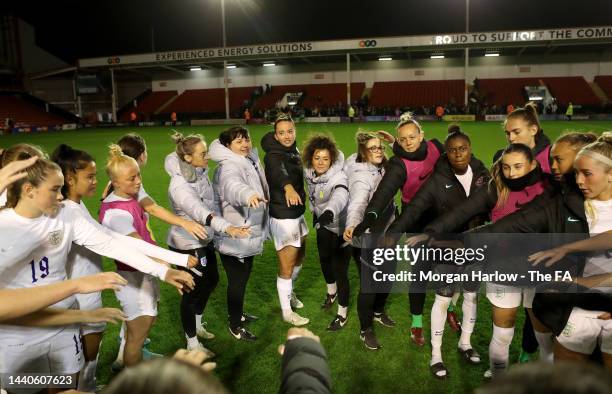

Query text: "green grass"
[3, 121, 610, 394]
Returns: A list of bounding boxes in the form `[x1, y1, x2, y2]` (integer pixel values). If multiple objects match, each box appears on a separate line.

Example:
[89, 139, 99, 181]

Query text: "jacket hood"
[343, 153, 382, 176]
[164, 151, 201, 183]
[261, 131, 297, 153]
[209, 138, 260, 165]
[305, 151, 345, 183]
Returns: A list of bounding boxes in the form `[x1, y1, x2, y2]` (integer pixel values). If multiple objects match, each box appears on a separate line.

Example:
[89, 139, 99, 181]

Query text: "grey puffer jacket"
[304, 151, 348, 235]
[209, 139, 270, 258]
[344, 153, 395, 247]
[165, 152, 231, 250]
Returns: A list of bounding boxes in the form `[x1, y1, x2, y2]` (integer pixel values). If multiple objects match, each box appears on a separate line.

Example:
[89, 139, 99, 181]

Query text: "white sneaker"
[196, 325, 215, 340]
[290, 292, 304, 309]
[187, 340, 216, 358]
[283, 311, 309, 326]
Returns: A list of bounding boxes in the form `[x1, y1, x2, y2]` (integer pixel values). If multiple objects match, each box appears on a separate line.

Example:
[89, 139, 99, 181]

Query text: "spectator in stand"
[506, 103, 515, 114]
[244, 108, 251, 125]
[435, 105, 445, 121]
[130, 111, 137, 127]
[171, 112, 177, 127]
[566, 102, 574, 121]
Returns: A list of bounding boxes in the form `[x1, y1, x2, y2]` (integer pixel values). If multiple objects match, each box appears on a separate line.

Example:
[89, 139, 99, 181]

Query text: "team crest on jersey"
[48, 230, 63, 246]
[561, 322, 574, 337]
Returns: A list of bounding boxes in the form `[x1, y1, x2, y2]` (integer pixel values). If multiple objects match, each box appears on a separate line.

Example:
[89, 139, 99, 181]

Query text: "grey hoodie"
[343, 153, 395, 247]
[304, 151, 348, 235]
[208, 139, 270, 258]
[164, 152, 230, 250]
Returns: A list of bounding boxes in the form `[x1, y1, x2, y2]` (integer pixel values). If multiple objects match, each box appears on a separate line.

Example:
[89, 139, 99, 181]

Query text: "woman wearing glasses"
[343, 131, 396, 350]
[165, 132, 250, 347]
[387, 125, 490, 378]
[353, 112, 445, 346]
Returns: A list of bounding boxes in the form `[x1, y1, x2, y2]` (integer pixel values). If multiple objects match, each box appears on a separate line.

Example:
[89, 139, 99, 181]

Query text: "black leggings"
[522, 309, 539, 353]
[220, 254, 254, 329]
[170, 244, 219, 338]
[316, 227, 351, 306]
[408, 257, 432, 316]
[353, 246, 395, 331]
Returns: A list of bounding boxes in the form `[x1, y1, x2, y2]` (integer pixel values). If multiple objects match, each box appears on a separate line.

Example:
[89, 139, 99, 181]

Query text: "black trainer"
[321, 293, 337, 310]
[229, 326, 257, 341]
[360, 328, 381, 350]
[373, 312, 396, 327]
[241, 313, 259, 323]
[326, 315, 347, 331]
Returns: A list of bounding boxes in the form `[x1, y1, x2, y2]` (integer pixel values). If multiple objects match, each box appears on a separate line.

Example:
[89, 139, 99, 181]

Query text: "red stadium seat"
[369, 80, 464, 108]
[0, 95, 67, 127]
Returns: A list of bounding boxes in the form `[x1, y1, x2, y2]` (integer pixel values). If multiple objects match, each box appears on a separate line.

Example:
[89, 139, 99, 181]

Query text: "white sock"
[116, 323, 126, 362]
[489, 324, 515, 375]
[186, 334, 199, 349]
[430, 294, 451, 365]
[338, 305, 348, 318]
[195, 314, 203, 327]
[327, 282, 337, 295]
[77, 359, 98, 392]
[459, 292, 477, 350]
[277, 277, 293, 318]
[291, 265, 302, 289]
[451, 292, 460, 307]
[534, 330, 554, 363]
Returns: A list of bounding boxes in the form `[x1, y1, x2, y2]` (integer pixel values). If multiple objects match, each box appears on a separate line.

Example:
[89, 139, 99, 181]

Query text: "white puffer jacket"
[304, 151, 348, 235]
[165, 152, 230, 250]
[209, 139, 270, 258]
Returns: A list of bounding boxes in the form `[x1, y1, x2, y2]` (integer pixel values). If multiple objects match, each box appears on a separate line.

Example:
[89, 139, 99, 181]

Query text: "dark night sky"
[7, 0, 612, 63]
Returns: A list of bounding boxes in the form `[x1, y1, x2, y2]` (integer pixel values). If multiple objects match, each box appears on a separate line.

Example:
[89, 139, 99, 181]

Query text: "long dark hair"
[51, 144, 95, 197]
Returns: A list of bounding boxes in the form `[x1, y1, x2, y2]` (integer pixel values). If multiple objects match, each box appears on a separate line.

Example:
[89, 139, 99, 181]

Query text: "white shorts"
[76, 292, 105, 335]
[269, 216, 309, 251]
[114, 271, 160, 321]
[556, 307, 612, 355]
[0, 328, 84, 377]
[486, 283, 535, 309]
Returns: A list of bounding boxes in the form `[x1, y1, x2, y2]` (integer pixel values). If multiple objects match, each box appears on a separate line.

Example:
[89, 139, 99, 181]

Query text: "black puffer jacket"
[471, 183, 594, 336]
[261, 131, 306, 219]
[280, 337, 332, 394]
[423, 168, 555, 234]
[366, 139, 444, 216]
[387, 154, 490, 235]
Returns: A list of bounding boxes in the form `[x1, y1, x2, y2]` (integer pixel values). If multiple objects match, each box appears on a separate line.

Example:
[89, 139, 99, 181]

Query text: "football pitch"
[2, 120, 610, 394]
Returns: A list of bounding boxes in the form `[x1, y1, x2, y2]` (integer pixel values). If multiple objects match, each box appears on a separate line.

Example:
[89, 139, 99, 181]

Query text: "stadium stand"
[162, 87, 255, 115]
[119, 90, 178, 120]
[369, 80, 464, 108]
[594, 75, 612, 101]
[252, 83, 365, 111]
[542, 76, 600, 106]
[477, 77, 540, 106]
[0, 94, 68, 127]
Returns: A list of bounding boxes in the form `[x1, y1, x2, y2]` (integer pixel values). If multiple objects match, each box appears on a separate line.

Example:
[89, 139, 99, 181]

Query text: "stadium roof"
[10, 0, 612, 64]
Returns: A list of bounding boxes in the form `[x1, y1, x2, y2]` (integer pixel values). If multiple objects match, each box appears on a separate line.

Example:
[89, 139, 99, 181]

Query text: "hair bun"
[598, 131, 612, 144]
[447, 124, 461, 134]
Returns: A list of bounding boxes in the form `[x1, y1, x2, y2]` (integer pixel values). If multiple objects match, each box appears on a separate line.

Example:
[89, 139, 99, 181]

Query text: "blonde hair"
[2, 158, 60, 210]
[0, 143, 46, 168]
[578, 132, 612, 223]
[171, 131, 205, 162]
[396, 112, 423, 133]
[355, 130, 387, 165]
[105, 144, 138, 181]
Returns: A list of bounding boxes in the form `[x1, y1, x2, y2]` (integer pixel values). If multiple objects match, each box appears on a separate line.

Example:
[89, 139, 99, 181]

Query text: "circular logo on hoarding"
[359, 40, 377, 48]
[107, 57, 121, 65]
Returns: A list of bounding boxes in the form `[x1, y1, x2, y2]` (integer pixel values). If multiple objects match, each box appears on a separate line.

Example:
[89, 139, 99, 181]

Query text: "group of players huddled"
[0, 104, 610, 392]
